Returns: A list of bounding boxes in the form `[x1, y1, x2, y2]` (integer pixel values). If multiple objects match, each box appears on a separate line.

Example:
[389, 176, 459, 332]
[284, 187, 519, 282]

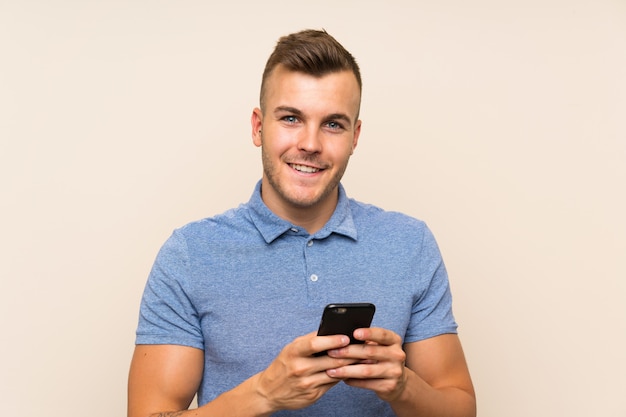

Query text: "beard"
[260, 144, 349, 209]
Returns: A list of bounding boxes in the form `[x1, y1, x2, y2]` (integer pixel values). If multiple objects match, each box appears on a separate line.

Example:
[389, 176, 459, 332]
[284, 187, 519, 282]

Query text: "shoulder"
[172, 203, 254, 241]
[348, 198, 429, 235]
[346, 198, 443, 258]
[150, 203, 258, 278]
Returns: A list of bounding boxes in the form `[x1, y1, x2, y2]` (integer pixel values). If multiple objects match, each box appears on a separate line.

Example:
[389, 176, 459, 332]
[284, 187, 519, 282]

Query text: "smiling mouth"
[289, 163, 322, 174]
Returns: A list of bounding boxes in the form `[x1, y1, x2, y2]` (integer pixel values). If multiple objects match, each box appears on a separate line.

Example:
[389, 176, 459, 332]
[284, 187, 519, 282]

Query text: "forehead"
[263, 66, 361, 116]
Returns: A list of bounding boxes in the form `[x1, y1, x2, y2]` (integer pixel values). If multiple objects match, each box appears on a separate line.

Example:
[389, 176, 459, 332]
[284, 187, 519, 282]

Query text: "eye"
[325, 121, 344, 131]
[282, 115, 299, 124]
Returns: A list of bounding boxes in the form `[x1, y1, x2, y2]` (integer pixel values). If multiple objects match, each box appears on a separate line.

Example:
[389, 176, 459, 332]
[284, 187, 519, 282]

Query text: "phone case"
[315, 303, 376, 355]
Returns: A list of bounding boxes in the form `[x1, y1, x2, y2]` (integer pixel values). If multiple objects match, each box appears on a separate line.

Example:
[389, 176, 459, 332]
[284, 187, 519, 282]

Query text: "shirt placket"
[302, 235, 322, 304]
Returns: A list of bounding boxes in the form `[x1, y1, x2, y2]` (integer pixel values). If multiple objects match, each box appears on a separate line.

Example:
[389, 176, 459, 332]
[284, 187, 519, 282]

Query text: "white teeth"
[290, 164, 320, 173]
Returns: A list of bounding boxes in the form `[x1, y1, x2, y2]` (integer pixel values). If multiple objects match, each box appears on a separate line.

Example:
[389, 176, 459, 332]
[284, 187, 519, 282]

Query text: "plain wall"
[1, 1, 625, 416]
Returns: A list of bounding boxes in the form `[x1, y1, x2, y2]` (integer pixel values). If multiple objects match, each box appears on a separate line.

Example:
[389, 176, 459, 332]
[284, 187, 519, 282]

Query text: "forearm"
[389, 368, 476, 417]
[144, 374, 273, 417]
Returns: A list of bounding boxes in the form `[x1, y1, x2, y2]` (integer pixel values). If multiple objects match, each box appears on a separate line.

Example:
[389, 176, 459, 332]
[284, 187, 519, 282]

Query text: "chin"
[287, 185, 337, 208]
[284, 193, 323, 208]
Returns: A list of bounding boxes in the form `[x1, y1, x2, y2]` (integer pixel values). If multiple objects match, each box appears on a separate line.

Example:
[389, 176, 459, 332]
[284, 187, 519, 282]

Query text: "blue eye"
[283, 116, 298, 123]
[326, 121, 343, 130]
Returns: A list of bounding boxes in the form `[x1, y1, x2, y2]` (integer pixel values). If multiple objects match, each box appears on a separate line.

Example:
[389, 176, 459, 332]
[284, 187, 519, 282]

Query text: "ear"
[251, 108, 263, 147]
[350, 119, 362, 155]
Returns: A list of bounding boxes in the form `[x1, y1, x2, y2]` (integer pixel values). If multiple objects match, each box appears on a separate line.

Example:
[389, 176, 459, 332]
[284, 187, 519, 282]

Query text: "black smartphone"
[315, 303, 376, 356]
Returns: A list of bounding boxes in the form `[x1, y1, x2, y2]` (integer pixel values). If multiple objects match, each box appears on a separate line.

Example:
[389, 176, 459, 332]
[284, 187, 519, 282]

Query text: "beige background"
[1, 1, 625, 416]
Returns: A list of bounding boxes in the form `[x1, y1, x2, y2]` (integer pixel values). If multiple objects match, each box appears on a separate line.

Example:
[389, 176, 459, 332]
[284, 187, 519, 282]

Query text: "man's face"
[251, 66, 361, 220]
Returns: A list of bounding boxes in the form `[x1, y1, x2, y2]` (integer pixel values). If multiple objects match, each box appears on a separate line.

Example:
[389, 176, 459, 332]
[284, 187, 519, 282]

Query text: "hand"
[325, 327, 408, 402]
[253, 331, 357, 412]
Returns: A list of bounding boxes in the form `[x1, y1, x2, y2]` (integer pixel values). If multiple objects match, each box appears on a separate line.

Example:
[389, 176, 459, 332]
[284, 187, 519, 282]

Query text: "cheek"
[326, 140, 355, 160]
[273, 133, 303, 157]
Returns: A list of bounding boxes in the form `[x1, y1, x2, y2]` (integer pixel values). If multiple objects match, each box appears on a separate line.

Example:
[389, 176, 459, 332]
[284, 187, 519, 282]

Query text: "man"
[128, 29, 476, 417]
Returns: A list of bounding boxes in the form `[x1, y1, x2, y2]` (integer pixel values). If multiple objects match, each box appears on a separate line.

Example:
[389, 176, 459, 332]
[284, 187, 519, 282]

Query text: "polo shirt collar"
[247, 180, 358, 244]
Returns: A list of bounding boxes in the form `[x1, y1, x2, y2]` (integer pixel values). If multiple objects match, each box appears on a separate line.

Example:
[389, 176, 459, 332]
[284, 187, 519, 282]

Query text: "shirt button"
[310, 274, 318, 282]
[307, 240, 314, 247]
[290, 228, 298, 233]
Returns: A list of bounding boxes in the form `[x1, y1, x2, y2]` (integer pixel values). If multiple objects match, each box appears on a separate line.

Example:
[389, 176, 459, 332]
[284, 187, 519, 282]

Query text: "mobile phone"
[315, 303, 376, 356]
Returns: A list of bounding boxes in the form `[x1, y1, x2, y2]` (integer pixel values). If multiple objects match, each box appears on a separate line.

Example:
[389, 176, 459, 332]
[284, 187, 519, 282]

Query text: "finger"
[286, 332, 346, 356]
[308, 334, 351, 357]
[326, 361, 390, 380]
[343, 373, 406, 401]
[328, 341, 386, 362]
[327, 353, 406, 380]
[328, 341, 406, 367]
[353, 327, 402, 346]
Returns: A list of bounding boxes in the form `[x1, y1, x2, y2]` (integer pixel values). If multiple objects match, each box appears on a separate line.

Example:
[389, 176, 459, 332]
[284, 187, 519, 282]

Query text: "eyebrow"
[274, 106, 354, 126]
[274, 106, 304, 118]
[326, 113, 353, 126]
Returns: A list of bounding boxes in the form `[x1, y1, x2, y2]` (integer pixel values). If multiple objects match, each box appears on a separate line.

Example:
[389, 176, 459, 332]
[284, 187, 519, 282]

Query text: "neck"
[260, 180, 339, 235]
[285, 205, 335, 235]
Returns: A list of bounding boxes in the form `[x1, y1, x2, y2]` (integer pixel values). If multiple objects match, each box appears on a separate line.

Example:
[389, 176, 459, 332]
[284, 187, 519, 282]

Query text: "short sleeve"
[404, 224, 458, 343]
[135, 230, 204, 350]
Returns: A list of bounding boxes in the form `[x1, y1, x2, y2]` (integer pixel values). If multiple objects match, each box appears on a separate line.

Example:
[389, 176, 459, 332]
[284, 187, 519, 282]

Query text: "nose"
[297, 126, 322, 154]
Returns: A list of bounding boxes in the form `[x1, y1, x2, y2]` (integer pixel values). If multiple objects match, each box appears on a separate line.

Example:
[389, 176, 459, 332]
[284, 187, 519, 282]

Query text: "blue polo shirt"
[136, 181, 457, 416]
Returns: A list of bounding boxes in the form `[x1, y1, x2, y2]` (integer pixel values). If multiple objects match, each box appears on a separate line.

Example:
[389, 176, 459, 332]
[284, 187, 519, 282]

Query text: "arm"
[128, 333, 356, 417]
[326, 330, 476, 417]
[127, 344, 204, 417]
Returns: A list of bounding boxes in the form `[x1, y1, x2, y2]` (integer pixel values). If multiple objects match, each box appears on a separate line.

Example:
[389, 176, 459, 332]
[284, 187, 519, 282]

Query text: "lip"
[288, 163, 324, 174]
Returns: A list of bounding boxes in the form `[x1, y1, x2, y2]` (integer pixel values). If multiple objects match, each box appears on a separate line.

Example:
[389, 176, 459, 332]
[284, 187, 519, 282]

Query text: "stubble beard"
[260, 145, 349, 209]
